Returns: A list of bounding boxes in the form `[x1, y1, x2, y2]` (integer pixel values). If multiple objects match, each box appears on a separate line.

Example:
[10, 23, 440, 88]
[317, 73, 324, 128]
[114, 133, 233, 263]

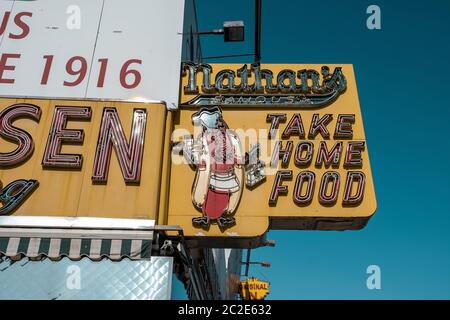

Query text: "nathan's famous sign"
[168, 63, 376, 245]
[180, 62, 346, 107]
[0, 98, 168, 219]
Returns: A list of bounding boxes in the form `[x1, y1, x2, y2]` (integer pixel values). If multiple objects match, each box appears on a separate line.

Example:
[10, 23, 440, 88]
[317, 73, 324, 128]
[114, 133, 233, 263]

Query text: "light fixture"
[223, 21, 245, 42]
[197, 20, 245, 42]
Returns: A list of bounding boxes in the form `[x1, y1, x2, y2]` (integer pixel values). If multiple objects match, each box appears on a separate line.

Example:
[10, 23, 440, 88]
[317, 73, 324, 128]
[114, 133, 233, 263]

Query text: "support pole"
[245, 249, 251, 277]
[255, 0, 262, 64]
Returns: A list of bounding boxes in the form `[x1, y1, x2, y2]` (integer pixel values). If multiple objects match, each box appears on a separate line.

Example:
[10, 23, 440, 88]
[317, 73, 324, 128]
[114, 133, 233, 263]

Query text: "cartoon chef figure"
[182, 106, 244, 229]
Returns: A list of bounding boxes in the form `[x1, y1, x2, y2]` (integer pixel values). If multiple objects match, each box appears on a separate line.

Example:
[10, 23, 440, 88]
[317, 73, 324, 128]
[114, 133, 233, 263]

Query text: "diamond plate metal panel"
[0, 256, 173, 300]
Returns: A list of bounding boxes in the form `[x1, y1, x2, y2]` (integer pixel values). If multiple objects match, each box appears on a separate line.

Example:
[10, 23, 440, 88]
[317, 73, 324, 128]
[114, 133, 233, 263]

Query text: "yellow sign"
[0, 98, 168, 219]
[0, 63, 377, 248]
[167, 63, 377, 243]
[239, 278, 270, 300]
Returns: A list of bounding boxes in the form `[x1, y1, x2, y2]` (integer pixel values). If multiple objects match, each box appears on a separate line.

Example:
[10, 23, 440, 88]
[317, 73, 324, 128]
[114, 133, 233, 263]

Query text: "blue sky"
[173, 0, 450, 299]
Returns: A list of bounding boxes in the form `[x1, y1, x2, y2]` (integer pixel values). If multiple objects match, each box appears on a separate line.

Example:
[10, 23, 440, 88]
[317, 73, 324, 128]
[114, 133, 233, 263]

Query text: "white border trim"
[0, 227, 154, 240]
[0, 216, 155, 230]
[0, 95, 174, 110]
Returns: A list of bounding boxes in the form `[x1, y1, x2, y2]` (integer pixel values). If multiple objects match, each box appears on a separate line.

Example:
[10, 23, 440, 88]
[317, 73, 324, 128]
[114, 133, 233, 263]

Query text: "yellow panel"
[168, 64, 377, 239]
[0, 98, 166, 220]
[157, 111, 174, 225]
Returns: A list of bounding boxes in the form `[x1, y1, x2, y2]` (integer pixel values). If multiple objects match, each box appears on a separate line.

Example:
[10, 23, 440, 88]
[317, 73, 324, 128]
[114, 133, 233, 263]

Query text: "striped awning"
[0, 217, 155, 261]
[0, 237, 152, 261]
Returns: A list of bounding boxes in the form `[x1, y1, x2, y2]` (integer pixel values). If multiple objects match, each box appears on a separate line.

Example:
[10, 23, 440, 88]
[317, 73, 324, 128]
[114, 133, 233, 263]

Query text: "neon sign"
[0, 103, 148, 183]
[182, 62, 347, 107]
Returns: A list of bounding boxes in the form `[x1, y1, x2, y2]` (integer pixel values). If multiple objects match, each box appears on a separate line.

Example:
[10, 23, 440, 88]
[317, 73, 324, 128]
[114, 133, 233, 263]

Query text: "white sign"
[0, 0, 185, 108]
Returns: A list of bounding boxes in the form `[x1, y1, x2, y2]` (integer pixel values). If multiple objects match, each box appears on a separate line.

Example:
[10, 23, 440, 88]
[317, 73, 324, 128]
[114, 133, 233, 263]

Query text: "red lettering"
[120, 59, 142, 89]
[0, 12, 11, 36]
[10, 12, 32, 39]
[0, 53, 21, 84]
[63, 56, 87, 87]
[97, 58, 108, 87]
[41, 55, 54, 85]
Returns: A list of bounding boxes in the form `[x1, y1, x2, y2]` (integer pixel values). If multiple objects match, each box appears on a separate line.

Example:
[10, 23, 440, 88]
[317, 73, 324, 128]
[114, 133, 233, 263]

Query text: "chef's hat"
[191, 106, 223, 129]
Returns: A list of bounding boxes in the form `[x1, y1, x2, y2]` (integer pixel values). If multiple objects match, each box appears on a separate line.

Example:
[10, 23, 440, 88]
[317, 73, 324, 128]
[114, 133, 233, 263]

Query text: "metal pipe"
[197, 29, 224, 35]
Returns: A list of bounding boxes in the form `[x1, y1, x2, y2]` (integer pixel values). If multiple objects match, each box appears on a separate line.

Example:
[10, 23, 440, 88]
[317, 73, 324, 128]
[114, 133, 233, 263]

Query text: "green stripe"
[141, 240, 151, 259]
[60, 239, 71, 256]
[17, 237, 30, 253]
[100, 239, 111, 256]
[0, 238, 9, 253]
[38, 238, 51, 255]
[120, 239, 132, 256]
[80, 239, 91, 256]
